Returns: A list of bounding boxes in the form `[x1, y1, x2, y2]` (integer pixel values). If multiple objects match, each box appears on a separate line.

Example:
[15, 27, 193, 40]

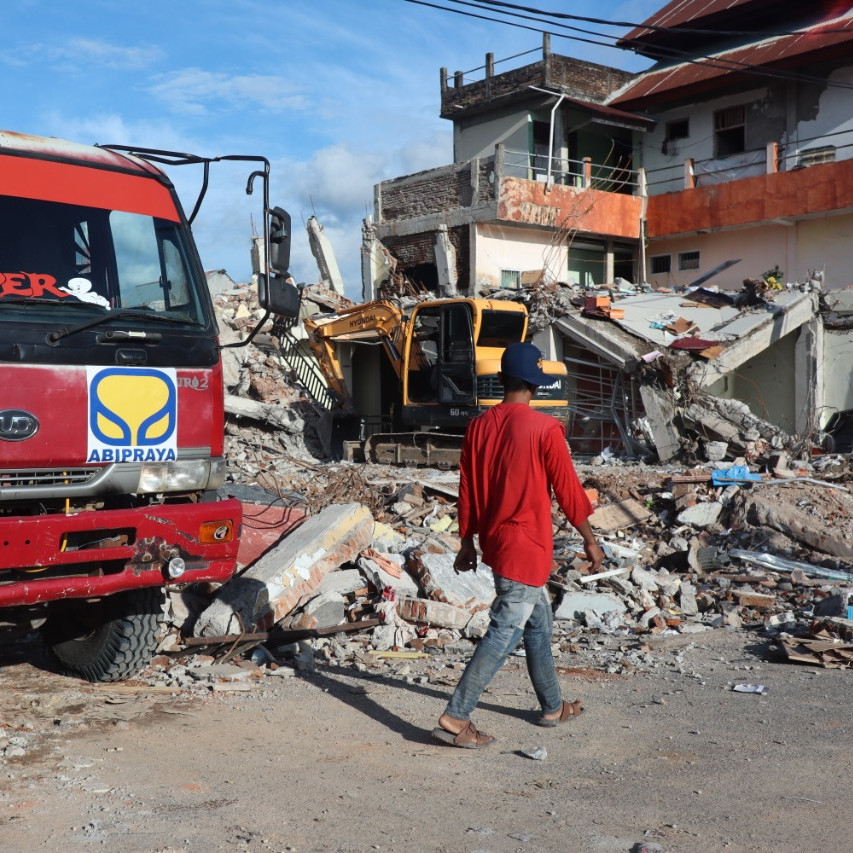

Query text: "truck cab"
[0, 131, 296, 680]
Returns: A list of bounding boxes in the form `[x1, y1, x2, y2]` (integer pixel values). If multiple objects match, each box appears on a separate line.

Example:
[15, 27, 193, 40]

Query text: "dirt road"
[1, 627, 850, 853]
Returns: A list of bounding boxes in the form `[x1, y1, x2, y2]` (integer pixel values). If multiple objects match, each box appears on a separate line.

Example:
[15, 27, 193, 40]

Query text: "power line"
[473, 0, 853, 39]
[404, 0, 853, 92]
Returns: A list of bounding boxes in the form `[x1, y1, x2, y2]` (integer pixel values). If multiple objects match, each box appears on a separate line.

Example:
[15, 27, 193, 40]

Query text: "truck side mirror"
[269, 206, 291, 277]
[259, 273, 301, 318]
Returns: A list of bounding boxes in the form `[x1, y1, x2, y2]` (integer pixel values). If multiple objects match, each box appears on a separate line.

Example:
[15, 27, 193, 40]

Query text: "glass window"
[714, 105, 746, 157]
[500, 269, 520, 289]
[0, 195, 205, 326]
[650, 255, 671, 274]
[478, 310, 525, 348]
[678, 250, 700, 271]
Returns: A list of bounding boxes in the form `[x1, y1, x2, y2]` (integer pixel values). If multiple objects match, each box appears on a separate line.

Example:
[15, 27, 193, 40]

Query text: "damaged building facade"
[361, 0, 853, 460]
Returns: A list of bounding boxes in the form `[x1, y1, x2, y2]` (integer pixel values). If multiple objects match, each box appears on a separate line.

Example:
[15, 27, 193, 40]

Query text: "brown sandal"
[535, 699, 584, 727]
[431, 721, 495, 749]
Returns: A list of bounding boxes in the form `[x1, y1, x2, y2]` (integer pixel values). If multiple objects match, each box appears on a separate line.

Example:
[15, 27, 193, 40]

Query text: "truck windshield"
[0, 195, 206, 326]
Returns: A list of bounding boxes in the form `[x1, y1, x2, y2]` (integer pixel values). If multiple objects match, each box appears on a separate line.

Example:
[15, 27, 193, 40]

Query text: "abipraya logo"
[86, 367, 178, 464]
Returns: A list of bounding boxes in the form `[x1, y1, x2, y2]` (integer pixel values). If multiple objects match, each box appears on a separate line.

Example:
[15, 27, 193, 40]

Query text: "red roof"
[610, 10, 853, 109]
[619, 0, 763, 45]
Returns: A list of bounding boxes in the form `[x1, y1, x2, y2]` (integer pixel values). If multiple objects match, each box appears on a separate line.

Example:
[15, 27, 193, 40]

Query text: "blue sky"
[1, 0, 660, 298]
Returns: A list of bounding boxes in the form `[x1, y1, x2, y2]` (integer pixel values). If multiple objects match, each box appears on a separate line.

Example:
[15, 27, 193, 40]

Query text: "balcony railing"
[503, 148, 640, 195]
[644, 128, 853, 194]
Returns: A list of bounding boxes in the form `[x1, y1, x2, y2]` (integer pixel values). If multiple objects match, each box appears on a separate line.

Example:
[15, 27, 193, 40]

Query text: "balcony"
[374, 145, 644, 242]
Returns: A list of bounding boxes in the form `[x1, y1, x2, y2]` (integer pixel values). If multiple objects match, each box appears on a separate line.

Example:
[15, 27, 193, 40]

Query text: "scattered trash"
[732, 684, 769, 694]
[519, 745, 547, 761]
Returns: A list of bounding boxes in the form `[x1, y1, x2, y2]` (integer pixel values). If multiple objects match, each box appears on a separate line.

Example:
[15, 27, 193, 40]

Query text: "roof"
[553, 288, 817, 380]
[610, 10, 853, 109]
[619, 0, 769, 47]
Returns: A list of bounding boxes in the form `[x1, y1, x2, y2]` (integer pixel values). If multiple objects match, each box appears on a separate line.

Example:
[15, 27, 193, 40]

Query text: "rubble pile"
[213, 283, 330, 486]
[153, 276, 852, 695]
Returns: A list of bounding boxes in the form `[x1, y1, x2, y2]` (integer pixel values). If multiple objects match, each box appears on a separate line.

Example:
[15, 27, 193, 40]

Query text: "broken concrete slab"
[195, 502, 375, 636]
[396, 597, 475, 630]
[284, 591, 347, 631]
[554, 591, 627, 621]
[745, 493, 853, 560]
[639, 385, 681, 462]
[676, 501, 723, 528]
[589, 498, 653, 531]
[358, 553, 419, 598]
[407, 546, 495, 612]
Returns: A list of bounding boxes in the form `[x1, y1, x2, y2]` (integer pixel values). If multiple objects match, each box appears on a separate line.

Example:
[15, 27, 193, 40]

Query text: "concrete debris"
[115, 274, 853, 691]
[194, 502, 375, 636]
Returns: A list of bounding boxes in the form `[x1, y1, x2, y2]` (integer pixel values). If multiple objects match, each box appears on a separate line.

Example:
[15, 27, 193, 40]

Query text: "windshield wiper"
[0, 297, 102, 308]
[46, 308, 203, 344]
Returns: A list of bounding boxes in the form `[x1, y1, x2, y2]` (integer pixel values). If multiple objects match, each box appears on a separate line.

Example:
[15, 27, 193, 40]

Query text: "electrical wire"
[404, 0, 853, 92]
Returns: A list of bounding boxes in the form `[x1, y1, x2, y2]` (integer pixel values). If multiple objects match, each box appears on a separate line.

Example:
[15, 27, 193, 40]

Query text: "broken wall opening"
[703, 329, 799, 435]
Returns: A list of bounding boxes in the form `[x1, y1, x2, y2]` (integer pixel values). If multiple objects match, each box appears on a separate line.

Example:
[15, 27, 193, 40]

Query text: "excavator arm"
[303, 300, 408, 411]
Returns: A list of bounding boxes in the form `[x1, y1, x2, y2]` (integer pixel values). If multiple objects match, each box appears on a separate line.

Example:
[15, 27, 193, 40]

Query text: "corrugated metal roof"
[619, 0, 760, 44]
[610, 11, 853, 108]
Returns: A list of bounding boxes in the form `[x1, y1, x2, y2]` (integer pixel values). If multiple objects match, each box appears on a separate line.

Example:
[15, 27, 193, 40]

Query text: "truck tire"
[44, 586, 163, 683]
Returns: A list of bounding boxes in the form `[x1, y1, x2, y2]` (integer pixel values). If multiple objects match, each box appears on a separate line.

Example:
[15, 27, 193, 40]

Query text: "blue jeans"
[444, 575, 562, 720]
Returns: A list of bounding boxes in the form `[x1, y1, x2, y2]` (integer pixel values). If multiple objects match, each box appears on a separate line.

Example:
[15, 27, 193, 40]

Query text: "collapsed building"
[356, 1, 853, 461]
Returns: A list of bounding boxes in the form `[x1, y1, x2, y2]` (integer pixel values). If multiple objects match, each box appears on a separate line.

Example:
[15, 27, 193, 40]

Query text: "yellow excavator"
[303, 297, 568, 464]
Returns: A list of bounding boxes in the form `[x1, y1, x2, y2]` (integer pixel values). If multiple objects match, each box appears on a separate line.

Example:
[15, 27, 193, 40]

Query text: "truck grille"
[0, 468, 99, 489]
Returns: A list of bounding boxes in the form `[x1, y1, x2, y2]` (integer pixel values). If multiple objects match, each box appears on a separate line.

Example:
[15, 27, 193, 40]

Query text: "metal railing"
[644, 127, 853, 192]
[503, 149, 640, 194]
[275, 324, 337, 412]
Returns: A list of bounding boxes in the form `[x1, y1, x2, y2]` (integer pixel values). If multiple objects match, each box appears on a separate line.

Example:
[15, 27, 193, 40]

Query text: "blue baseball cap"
[500, 342, 549, 386]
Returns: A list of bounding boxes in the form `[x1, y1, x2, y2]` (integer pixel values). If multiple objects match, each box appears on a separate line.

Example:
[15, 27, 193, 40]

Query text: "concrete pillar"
[766, 141, 779, 174]
[486, 53, 494, 78]
[583, 157, 592, 188]
[434, 226, 458, 297]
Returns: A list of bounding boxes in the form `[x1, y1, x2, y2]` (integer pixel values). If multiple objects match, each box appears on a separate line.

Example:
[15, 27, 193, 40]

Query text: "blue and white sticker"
[86, 367, 178, 463]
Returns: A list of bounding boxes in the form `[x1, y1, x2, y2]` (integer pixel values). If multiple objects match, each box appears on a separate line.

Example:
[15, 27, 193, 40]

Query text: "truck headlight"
[137, 460, 210, 493]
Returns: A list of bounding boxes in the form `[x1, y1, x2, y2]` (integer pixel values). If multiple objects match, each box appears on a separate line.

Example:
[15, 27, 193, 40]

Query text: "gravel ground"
[1, 627, 851, 853]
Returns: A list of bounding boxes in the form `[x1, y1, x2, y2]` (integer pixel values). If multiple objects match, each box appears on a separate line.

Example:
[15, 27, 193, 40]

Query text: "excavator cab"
[405, 301, 476, 408]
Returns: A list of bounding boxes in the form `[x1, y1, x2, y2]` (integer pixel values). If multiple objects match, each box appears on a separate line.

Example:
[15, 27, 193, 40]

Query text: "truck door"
[437, 302, 475, 405]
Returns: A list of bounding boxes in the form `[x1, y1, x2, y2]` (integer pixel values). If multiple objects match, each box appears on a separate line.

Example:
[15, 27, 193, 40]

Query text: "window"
[650, 255, 671, 275]
[500, 269, 520, 289]
[665, 120, 689, 141]
[678, 251, 700, 271]
[714, 105, 746, 157]
[798, 146, 836, 167]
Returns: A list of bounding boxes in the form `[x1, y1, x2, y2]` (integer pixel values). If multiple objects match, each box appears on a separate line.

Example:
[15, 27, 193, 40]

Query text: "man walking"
[432, 342, 604, 749]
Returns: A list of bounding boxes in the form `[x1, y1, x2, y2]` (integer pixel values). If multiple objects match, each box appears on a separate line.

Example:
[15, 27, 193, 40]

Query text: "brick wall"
[441, 54, 636, 116]
[378, 159, 496, 222]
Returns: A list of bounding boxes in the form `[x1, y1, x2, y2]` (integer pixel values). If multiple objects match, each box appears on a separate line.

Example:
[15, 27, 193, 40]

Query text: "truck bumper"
[0, 500, 242, 606]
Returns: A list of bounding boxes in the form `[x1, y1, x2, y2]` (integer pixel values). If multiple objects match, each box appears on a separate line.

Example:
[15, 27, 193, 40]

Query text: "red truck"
[0, 131, 298, 681]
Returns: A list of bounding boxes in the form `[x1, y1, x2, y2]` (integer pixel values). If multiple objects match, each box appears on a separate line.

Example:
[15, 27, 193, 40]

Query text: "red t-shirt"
[458, 403, 592, 587]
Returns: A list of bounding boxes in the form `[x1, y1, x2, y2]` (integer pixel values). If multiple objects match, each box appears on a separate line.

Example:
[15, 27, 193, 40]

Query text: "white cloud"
[36, 37, 163, 70]
[148, 69, 308, 116]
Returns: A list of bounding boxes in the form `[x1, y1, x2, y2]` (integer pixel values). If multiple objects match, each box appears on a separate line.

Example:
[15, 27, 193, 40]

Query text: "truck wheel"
[44, 586, 163, 683]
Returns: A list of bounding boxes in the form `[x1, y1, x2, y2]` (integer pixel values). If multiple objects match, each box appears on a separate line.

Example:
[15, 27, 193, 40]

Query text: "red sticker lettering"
[0, 272, 67, 299]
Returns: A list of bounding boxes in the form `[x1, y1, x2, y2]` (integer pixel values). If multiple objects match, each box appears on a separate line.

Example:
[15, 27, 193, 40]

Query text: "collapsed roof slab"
[552, 311, 650, 369]
[554, 289, 818, 379]
[684, 291, 818, 387]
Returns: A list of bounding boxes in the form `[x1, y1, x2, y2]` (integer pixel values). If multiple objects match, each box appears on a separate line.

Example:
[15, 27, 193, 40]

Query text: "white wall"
[782, 65, 853, 171]
[472, 223, 568, 291]
[640, 86, 772, 195]
[646, 225, 790, 290]
[455, 113, 528, 163]
[646, 212, 853, 290]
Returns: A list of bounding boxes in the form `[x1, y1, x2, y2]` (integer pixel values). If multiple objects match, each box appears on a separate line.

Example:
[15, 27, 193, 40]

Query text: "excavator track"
[362, 432, 463, 467]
